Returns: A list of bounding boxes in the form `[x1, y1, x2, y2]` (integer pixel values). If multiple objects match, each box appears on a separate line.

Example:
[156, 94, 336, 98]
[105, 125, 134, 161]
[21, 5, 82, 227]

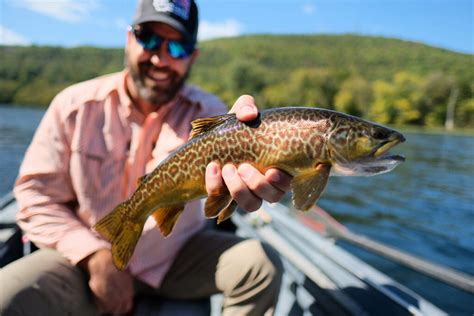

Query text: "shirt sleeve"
[14, 93, 110, 265]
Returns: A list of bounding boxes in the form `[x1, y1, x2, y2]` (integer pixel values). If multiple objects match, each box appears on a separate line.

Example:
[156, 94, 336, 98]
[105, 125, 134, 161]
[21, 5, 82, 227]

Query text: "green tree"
[0, 80, 18, 103]
[455, 83, 474, 127]
[455, 98, 474, 127]
[369, 72, 423, 125]
[334, 76, 372, 117]
[13, 80, 68, 106]
[222, 59, 267, 105]
[262, 68, 338, 109]
[419, 72, 455, 126]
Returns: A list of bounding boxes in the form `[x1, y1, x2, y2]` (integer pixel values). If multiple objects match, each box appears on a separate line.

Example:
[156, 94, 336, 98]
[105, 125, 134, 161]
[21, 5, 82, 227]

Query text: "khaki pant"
[0, 230, 283, 316]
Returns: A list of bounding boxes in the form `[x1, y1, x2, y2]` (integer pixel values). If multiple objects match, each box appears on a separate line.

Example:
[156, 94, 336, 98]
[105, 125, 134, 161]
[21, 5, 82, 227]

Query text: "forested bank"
[1, 34, 472, 128]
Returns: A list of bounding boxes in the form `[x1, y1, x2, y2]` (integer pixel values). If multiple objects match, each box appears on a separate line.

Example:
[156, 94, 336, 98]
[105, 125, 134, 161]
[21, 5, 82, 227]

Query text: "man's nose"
[150, 49, 169, 66]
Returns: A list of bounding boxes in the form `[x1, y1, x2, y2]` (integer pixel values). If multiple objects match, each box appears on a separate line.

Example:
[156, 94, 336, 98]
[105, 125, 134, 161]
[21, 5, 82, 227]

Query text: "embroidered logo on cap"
[153, 0, 191, 20]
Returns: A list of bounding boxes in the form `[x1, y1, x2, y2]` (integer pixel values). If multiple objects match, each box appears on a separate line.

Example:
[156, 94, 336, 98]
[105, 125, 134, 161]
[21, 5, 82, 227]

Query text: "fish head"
[327, 115, 406, 176]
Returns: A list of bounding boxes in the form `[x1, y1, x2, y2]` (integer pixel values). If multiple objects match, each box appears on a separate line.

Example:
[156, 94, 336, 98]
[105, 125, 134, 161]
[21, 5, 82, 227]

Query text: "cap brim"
[133, 14, 193, 43]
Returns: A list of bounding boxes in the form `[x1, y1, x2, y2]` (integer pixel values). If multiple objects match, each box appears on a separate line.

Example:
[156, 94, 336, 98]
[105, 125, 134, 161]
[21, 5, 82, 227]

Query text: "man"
[0, 0, 291, 315]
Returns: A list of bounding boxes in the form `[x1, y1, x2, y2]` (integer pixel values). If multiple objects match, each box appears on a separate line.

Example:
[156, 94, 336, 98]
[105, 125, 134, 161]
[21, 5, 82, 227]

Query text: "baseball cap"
[132, 0, 198, 46]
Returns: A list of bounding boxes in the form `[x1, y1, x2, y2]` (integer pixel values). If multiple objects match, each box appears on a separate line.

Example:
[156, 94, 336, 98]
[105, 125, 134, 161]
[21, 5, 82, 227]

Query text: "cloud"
[198, 19, 243, 41]
[302, 4, 316, 15]
[114, 17, 129, 31]
[0, 25, 31, 45]
[15, 0, 99, 23]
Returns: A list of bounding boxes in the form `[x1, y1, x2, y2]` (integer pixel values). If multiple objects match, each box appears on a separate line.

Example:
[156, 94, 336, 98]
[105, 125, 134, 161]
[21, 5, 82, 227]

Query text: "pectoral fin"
[291, 164, 331, 211]
[217, 201, 238, 224]
[152, 204, 185, 237]
[204, 189, 233, 218]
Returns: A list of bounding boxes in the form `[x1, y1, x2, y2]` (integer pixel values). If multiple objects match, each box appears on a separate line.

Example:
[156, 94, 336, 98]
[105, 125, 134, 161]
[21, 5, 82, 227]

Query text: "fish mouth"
[363, 137, 405, 174]
[331, 151, 405, 176]
[332, 136, 405, 177]
[374, 151, 406, 166]
[373, 133, 405, 159]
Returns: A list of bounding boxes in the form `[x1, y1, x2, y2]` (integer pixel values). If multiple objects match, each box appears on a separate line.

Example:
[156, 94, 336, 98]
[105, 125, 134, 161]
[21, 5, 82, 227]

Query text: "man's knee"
[246, 240, 283, 288]
[1, 249, 56, 313]
[0, 249, 97, 316]
[217, 239, 283, 296]
[0, 279, 47, 316]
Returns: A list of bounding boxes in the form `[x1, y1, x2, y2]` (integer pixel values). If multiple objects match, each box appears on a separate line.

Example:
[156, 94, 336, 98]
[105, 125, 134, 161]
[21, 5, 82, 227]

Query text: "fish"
[94, 107, 405, 270]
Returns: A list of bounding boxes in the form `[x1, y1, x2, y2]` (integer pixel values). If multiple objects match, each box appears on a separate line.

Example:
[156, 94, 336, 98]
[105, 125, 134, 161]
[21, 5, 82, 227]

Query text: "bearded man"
[0, 1, 291, 315]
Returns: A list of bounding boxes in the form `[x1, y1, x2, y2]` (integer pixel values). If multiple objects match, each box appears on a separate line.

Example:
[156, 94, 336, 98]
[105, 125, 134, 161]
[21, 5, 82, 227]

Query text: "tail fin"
[94, 201, 145, 270]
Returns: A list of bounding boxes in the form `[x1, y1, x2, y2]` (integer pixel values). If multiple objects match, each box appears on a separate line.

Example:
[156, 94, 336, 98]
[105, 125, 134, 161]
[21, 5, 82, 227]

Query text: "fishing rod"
[300, 206, 474, 295]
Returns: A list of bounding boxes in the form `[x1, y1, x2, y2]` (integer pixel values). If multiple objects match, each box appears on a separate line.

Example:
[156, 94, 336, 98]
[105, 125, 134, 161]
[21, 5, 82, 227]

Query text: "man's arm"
[14, 94, 110, 265]
[205, 95, 292, 212]
[14, 95, 133, 314]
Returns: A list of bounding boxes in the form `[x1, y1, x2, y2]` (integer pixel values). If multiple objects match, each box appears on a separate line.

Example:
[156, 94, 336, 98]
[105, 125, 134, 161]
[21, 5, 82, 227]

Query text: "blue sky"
[0, 0, 472, 54]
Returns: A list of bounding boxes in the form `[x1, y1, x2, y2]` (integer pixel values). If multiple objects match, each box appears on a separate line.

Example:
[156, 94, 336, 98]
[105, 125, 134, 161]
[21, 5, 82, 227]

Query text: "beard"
[126, 51, 189, 107]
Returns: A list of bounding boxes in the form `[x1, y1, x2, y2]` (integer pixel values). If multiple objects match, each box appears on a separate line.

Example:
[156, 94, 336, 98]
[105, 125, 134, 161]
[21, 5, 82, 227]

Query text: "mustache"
[139, 62, 175, 75]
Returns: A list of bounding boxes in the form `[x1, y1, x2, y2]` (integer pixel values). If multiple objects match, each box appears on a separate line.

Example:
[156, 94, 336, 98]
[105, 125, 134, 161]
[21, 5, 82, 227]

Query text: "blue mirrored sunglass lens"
[168, 41, 189, 58]
[140, 34, 163, 50]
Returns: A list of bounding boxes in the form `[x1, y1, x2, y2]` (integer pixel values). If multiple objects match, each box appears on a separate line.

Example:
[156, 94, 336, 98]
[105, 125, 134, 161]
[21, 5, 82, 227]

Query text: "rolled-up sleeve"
[14, 93, 110, 265]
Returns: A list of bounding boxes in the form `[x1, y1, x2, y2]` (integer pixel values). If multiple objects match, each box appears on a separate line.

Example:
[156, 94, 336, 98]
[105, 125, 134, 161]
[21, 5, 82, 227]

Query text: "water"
[0, 106, 45, 195]
[1, 105, 473, 314]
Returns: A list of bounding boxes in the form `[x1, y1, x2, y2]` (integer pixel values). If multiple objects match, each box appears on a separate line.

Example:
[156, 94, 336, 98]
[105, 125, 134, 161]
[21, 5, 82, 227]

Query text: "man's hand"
[205, 95, 292, 212]
[79, 249, 134, 314]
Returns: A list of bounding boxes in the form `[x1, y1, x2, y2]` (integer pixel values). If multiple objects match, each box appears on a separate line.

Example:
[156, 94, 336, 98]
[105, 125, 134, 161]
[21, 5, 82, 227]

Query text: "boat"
[1, 192, 472, 315]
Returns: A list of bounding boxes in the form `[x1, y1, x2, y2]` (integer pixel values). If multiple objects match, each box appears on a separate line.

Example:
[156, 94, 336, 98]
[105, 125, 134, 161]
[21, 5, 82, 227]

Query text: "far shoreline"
[2, 103, 473, 137]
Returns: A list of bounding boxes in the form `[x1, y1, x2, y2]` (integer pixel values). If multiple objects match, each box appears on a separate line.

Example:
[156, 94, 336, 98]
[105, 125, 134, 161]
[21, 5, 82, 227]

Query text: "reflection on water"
[0, 105, 473, 314]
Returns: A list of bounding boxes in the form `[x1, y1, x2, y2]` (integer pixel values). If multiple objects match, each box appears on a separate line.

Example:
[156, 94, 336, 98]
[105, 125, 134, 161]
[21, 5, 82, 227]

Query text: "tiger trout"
[94, 107, 405, 270]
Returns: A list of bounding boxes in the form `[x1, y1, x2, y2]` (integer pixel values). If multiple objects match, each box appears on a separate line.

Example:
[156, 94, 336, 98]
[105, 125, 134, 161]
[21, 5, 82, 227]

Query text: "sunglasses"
[132, 27, 195, 59]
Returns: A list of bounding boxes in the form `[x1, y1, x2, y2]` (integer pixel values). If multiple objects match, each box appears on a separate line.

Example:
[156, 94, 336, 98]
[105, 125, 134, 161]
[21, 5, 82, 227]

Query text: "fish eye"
[372, 128, 389, 140]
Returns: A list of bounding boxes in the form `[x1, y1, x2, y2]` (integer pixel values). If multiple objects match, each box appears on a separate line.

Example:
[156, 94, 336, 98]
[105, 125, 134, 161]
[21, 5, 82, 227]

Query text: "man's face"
[125, 22, 198, 107]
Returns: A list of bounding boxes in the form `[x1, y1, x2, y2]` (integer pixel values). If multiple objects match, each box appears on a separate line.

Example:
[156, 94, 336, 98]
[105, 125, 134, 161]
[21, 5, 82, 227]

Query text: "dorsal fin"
[189, 114, 234, 139]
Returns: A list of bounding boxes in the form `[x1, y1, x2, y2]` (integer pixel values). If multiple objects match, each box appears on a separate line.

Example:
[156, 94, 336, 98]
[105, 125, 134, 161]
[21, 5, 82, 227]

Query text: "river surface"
[0, 105, 473, 314]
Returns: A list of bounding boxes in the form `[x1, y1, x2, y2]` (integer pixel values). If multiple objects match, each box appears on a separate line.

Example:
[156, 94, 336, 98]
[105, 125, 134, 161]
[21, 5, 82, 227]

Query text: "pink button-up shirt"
[14, 71, 227, 287]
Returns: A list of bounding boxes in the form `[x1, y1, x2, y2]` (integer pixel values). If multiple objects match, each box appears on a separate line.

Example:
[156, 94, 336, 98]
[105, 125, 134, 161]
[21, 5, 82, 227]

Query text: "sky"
[0, 0, 472, 54]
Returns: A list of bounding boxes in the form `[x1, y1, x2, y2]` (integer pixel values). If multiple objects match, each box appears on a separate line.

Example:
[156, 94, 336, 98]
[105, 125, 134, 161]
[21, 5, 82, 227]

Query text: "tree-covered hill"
[195, 34, 471, 83]
[1, 34, 472, 127]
